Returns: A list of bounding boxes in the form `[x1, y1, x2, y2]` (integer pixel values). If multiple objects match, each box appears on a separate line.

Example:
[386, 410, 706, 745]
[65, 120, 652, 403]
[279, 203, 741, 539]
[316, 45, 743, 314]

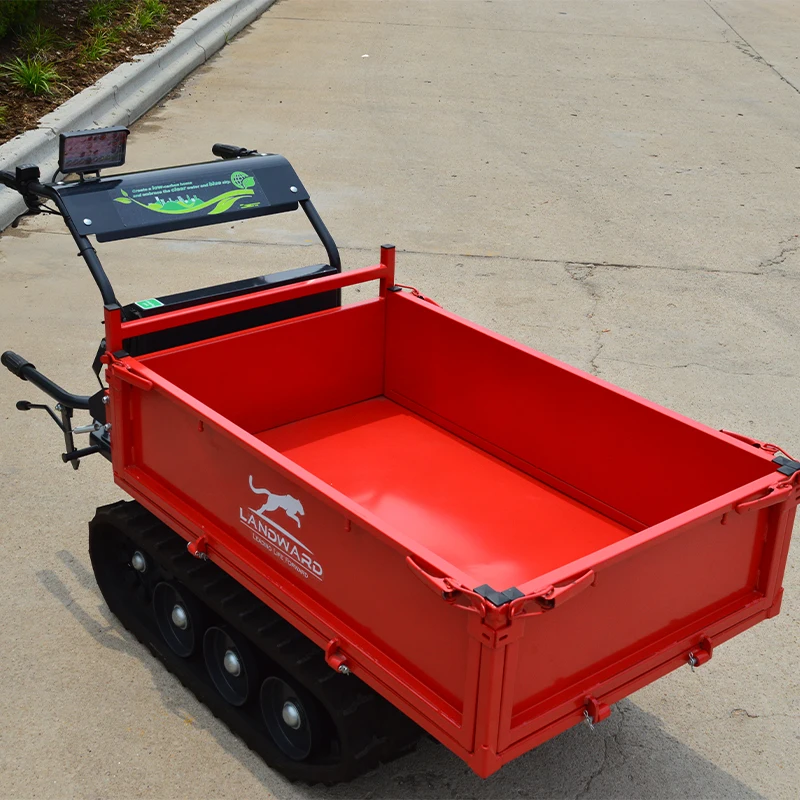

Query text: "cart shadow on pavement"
[304, 703, 765, 800]
[36, 551, 258, 745]
[38, 550, 764, 800]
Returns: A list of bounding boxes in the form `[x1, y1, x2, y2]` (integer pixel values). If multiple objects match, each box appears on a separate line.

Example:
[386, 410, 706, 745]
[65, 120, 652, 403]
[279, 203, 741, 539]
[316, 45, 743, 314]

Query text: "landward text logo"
[238, 476, 323, 581]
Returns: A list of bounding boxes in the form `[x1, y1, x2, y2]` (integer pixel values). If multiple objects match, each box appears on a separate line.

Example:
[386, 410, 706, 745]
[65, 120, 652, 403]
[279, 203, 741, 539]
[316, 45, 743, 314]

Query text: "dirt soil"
[0, 0, 215, 145]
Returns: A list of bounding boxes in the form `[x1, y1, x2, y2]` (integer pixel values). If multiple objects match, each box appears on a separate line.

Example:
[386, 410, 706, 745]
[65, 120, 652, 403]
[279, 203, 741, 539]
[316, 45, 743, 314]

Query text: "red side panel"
[112, 303, 482, 753]
[503, 506, 771, 747]
[384, 292, 774, 527]
[141, 298, 385, 433]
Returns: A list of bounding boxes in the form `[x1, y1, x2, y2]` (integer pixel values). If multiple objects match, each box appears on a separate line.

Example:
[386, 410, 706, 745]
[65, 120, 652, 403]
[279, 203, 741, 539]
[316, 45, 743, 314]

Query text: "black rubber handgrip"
[1, 350, 34, 378]
[0, 170, 18, 190]
[212, 143, 250, 159]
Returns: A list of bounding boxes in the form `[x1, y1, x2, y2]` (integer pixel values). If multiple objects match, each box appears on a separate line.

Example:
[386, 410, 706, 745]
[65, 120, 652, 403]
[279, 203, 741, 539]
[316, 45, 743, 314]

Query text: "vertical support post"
[380, 244, 396, 295]
[757, 499, 797, 604]
[466, 612, 525, 776]
[103, 304, 123, 354]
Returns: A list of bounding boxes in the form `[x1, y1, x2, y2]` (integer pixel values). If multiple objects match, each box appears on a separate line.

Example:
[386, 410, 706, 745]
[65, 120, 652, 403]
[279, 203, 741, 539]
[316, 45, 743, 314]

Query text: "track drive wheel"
[89, 501, 420, 784]
[153, 581, 205, 658]
[203, 625, 259, 706]
[261, 675, 321, 761]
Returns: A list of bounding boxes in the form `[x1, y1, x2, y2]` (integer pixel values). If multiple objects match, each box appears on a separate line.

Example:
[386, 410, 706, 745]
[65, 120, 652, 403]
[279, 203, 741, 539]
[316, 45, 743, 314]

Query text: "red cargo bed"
[103, 261, 797, 777]
[257, 397, 631, 589]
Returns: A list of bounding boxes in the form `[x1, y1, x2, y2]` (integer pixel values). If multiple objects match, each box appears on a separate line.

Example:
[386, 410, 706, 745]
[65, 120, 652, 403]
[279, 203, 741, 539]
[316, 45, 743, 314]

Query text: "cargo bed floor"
[257, 397, 630, 587]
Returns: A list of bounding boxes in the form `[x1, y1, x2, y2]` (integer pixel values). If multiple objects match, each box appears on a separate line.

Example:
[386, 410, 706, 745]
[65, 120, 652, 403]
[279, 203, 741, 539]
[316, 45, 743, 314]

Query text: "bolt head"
[83, 218, 92, 225]
[171, 604, 188, 630]
[289, 185, 298, 193]
[223, 649, 241, 676]
[131, 551, 146, 573]
[281, 701, 302, 730]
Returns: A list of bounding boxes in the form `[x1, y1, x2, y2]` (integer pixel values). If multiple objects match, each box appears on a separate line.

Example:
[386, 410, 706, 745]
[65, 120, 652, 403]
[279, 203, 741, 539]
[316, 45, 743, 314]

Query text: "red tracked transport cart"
[1, 132, 797, 783]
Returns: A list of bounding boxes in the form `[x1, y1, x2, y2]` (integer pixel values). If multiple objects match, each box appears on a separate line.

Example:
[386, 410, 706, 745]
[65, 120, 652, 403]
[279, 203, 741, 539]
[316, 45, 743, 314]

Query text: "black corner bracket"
[474, 584, 525, 607]
[774, 455, 800, 477]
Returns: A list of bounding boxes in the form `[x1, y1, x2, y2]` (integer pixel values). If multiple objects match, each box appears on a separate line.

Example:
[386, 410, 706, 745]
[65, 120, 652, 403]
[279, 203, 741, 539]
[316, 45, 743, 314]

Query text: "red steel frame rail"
[103, 246, 397, 354]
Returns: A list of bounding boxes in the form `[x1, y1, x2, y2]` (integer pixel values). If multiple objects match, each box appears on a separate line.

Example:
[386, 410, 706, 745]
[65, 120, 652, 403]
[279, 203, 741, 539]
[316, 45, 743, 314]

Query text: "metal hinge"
[508, 570, 596, 619]
[387, 284, 442, 306]
[324, 638, 351, 675]
[406, 557, 488, 616]
[583, 696, 611, 730]
[187, 535, 208, 560]
[407, 557, 596, 620]
[106, 352, 153, 391]
[735, 476, 798, 514]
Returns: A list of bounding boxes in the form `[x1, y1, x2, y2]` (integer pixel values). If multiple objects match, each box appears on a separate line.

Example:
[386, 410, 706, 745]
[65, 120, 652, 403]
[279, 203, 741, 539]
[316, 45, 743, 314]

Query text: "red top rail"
[104, 247, 395, 353]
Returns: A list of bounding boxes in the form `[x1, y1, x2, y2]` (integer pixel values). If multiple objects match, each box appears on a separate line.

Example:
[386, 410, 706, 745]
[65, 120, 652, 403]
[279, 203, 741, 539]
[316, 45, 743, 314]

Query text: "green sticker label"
[135, 298, 165, 310]
[112, 170, 266, 219]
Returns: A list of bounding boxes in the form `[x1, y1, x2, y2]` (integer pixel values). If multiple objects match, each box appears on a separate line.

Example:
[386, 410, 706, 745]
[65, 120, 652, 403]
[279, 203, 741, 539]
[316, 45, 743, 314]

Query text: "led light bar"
[58, 127, 130, 175]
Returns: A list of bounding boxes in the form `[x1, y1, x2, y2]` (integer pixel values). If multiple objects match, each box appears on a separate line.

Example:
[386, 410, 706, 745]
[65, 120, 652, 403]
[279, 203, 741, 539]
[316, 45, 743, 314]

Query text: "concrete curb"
[0, 0, 276, 231]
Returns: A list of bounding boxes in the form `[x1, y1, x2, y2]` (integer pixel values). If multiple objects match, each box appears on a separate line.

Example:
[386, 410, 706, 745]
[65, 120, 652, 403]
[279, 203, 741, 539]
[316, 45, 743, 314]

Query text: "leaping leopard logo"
[249, 475, 305, 528]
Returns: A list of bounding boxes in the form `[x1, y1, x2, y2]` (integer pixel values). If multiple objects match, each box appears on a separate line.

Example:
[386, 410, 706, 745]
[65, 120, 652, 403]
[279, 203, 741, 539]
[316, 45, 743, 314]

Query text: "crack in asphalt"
[574, 703, 633, 799]
[575, 736, 612, 799]
[754, 235, 800, 270]
[600, 357, 796, 379]
[26, 230, 799, 279]
[565, 263, 606, 376]
[704, 0, 800, 96]
[729, 708, 800, 720]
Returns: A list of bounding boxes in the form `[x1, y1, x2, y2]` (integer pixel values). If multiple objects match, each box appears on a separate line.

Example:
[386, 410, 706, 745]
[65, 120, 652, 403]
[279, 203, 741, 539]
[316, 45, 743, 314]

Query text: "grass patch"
[1, 56, 60, 96]
[18, 24, 60, 56]
[80, 27, 119, 62]
[0, 0, 214, 143]
[87, 0, 124, 28]
[130, 0, 167, 31]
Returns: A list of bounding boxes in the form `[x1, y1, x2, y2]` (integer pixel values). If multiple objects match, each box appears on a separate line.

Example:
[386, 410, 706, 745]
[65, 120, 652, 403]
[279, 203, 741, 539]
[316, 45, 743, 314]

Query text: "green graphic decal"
[112, 172, 262, 217]
[135, 298, 164, 310]
[230, 171, 256, 190]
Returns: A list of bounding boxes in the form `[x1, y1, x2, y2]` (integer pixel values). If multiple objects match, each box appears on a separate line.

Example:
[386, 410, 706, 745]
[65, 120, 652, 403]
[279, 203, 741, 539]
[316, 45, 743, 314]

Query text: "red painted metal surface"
[102, 253, 797, 777]
[257, 397, 631, 589]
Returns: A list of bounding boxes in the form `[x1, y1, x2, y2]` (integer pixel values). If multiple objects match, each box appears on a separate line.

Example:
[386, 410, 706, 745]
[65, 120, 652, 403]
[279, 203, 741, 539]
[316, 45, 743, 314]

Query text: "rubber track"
[89, 500, 419, 784]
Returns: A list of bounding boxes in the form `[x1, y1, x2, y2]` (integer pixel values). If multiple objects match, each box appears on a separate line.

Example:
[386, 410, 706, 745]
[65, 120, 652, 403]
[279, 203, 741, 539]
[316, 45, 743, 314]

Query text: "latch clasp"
[187, 535, 208, 560]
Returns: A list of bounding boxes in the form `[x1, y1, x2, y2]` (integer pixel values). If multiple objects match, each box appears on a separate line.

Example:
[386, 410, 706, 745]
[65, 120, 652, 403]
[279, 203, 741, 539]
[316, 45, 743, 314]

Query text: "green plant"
[130, 0, 166, 30]
[142, 0, 167, 18]
[81, 29, 113, 62]
[0, 0, 39, 41]
[18, 23, 60, 56]
[1, 56, 60, 96]
[87, 0, 122, 27]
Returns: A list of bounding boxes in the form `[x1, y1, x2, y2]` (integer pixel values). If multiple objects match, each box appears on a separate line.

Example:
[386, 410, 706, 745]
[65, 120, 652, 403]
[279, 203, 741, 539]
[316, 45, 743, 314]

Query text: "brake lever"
[15, 399, 88, 469]
[15, 400, 64, 429]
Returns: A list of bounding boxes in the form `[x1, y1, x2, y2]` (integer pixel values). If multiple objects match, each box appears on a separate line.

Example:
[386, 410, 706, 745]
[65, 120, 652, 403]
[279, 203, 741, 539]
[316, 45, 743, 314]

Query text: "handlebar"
[212, 143, 256, 159]
[1, 145, 340, 305]
[2, 350, 91, 410]
[3, 174, 119, 306]
[0, 170, 17, 190]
